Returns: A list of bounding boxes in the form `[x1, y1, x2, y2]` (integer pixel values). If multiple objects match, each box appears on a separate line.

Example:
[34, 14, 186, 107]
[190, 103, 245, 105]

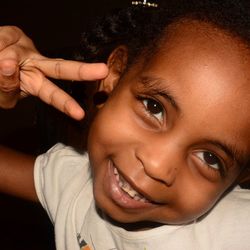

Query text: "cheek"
[159, 171, 227, 224]
[87, 108, 125, 177]
[178, 183, 225, 221]
[88, 102, 136, 153]
[147, 189, 222, 225]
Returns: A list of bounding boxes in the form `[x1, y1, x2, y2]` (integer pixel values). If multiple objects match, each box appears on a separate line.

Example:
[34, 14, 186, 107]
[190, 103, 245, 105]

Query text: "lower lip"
[106, 161, 155, 209]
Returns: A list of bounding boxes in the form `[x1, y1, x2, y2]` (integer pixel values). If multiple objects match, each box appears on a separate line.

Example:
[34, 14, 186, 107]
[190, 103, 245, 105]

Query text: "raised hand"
[0, 26, 108, 120]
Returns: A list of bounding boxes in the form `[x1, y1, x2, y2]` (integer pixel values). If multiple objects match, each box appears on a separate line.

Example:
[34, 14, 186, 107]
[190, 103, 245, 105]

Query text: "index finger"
[23, 58, 109, 81]
[20, 70, 85, 120]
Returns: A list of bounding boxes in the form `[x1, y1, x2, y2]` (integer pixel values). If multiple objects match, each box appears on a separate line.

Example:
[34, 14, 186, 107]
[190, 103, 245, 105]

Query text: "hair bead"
[131, 0, 158, 8]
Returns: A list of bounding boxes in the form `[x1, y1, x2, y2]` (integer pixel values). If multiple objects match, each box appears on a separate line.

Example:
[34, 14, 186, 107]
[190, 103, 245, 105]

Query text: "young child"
[0, 1, 250, 249]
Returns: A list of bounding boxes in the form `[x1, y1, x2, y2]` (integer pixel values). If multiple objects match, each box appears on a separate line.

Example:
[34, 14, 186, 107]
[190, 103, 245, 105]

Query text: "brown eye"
[195, 151, 222, 170]
[142, 98, 164, 121]
[204, 152, 219, 166]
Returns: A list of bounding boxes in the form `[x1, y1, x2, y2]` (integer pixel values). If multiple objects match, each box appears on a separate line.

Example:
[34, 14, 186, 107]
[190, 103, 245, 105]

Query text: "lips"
[114, 167, 150, 203]
[107, 161, 155, 209]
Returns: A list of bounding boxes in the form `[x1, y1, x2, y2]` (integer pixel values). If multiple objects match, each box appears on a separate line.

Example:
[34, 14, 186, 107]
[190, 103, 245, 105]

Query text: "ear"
[98, 45, 128, 93]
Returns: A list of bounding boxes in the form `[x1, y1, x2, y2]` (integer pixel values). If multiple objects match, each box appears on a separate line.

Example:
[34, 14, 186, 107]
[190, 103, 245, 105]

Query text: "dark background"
[0, 1, 128, 249]
[1, 0, 129, 53]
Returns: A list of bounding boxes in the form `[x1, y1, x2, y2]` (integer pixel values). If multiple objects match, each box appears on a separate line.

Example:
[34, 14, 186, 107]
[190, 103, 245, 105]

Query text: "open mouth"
[106, 160, 158, 209]
[113, 167, 150, 204]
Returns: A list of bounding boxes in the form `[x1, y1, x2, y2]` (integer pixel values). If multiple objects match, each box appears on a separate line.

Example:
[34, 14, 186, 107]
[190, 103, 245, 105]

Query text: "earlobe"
[98, 45, 128, 94]
[93, 90, 109, 108]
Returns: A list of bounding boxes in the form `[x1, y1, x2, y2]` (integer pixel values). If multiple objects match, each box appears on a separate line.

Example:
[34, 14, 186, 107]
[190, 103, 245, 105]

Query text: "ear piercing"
[93, 91, 109, 106]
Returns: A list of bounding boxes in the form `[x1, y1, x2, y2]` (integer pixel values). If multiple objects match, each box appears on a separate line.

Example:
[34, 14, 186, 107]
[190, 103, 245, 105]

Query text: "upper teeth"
[114, 167, 149, 203]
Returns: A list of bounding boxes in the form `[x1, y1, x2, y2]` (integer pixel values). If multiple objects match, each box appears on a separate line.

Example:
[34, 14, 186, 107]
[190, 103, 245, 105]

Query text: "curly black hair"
[76, 0, 250, 65]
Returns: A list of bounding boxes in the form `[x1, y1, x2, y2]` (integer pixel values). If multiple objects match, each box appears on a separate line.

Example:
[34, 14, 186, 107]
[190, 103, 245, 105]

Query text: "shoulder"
[35, 143, 89, 173]
[34, 143, 92, 223]
[193, 187, 250, 248]
[43, 142, 88, 160]
[220, 186, 250, 207]
[35, 143, 90, 187]
[200, 186, 250, 228]
[34, 143, 91, 200]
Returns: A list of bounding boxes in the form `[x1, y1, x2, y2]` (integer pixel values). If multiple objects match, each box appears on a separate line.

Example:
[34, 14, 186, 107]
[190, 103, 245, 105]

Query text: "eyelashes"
[193, 151, 226, 177]
[137, 96, 165, 123]
[196, 151, 221, 170]
[142, 98, 164, 121]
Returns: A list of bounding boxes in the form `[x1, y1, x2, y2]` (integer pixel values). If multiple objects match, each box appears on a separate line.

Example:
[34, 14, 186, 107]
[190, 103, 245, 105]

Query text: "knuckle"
[0, 26, 22, 50]
[8, 25, 22, 34]
[47, 89, 58, 105]
[21, 57, 37, 68]
[55, 61, 62, 79]
[0, 38, 9, 51]
[0, 85, 18, 92]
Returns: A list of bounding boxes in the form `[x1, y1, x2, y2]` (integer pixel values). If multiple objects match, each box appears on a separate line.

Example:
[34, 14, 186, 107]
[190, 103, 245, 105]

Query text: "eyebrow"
[139, 76, 246, 168]
[139, 76, 180, 112]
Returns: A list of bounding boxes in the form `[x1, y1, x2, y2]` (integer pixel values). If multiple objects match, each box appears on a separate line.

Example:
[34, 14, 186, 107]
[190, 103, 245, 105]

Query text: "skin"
[0, 26, 108, 120]
[87, 20, 250, 227]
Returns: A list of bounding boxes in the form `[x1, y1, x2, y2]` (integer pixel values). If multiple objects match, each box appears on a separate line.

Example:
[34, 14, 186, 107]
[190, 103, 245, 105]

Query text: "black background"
[1, 0, 129, 53]
[0, 1, 128, 249]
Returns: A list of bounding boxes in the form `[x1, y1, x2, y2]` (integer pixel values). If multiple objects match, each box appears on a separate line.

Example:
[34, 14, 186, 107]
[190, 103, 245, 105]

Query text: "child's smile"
[87, 20, 250, 227]
[108, 160, 155, 208]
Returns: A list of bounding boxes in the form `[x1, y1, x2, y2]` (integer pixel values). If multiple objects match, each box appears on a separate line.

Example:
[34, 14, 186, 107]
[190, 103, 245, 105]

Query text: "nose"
[136, 139, 179, 186]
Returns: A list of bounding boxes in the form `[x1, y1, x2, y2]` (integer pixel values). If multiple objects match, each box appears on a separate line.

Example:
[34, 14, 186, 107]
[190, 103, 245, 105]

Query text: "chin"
[96, 201, 140, 223]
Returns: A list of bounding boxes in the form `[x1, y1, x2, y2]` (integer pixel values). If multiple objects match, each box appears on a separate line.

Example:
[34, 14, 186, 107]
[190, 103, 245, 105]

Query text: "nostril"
[135, 146, 179, 186]
[142, 162, 177, 186]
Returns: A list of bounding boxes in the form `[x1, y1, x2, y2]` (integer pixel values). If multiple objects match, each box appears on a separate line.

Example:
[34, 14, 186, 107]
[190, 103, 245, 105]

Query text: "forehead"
[154, 19, 250, 75]
[142, 20, 250, 116]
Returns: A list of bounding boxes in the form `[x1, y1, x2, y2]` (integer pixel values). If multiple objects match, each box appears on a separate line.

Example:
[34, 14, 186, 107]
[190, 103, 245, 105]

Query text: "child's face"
[88, 20, 250, 226]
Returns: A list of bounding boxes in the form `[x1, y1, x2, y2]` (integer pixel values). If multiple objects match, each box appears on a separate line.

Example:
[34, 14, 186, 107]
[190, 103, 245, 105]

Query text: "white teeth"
[114, 167, 120, 182]
[122, 183, 139, 198]
[134, 195, 140, 201]
[114, 167, 149, 203]
[116, 175, 120, 182]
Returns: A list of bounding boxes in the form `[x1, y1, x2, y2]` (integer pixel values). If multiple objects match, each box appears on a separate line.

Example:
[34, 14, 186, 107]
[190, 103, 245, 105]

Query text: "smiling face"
[87, 20, 250, 226]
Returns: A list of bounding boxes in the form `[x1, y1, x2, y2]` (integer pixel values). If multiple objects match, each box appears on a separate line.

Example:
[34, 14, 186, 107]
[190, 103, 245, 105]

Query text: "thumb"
[0, 59, 18, 77]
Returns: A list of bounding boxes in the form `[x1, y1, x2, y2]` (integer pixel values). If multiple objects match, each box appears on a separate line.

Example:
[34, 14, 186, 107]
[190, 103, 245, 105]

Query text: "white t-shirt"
[34, 143, 250, 250]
